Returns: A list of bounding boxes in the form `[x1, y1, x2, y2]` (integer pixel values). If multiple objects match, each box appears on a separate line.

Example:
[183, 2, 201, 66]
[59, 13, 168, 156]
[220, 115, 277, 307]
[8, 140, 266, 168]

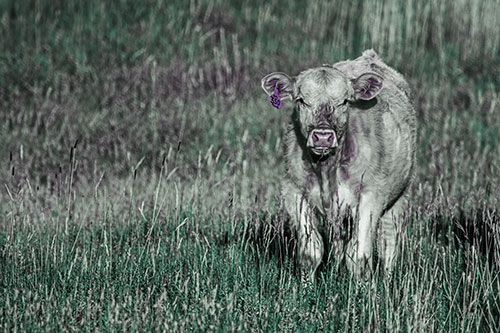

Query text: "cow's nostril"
[309, 129, 336, 149]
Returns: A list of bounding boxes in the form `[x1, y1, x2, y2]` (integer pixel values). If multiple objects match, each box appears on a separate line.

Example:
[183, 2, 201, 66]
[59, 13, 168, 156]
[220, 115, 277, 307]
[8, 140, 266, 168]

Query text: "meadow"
[1, 0, 499, 331]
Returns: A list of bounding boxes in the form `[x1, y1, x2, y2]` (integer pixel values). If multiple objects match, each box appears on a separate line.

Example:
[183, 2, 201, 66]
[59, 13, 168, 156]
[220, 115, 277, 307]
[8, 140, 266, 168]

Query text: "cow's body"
[262, 50, 416, 277]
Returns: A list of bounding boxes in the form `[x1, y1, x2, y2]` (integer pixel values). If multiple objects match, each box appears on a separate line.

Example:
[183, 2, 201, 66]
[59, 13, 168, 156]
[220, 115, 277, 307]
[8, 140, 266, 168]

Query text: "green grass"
[1, 0, 500, 331]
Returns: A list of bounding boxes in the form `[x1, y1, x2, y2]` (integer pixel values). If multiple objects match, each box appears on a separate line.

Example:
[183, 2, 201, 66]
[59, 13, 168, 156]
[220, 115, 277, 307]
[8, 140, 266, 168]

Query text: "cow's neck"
[310, 140, 343, 212]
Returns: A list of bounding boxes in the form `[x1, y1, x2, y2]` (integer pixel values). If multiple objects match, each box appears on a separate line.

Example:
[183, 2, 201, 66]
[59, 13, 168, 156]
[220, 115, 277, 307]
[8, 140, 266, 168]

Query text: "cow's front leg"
[346, 192, 382, 276]
[291, 195, 324, 282]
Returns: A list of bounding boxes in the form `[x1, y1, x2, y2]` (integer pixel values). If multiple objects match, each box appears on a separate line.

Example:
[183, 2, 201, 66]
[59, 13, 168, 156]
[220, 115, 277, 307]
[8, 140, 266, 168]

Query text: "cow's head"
[261, 68, 383, 157]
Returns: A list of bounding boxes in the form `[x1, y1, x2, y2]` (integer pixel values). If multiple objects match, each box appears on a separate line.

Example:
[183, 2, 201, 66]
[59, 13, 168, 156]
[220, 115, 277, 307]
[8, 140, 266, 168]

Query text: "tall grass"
[1, 0, 499, 330]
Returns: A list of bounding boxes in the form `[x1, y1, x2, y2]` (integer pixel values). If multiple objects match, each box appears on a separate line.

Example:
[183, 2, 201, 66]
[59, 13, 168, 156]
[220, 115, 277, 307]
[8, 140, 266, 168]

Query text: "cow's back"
[333, 49, 413, 102]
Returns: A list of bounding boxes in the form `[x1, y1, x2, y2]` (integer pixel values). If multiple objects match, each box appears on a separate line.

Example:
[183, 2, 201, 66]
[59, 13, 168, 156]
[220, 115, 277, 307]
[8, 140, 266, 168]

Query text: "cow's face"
[262, 68, 383, 156]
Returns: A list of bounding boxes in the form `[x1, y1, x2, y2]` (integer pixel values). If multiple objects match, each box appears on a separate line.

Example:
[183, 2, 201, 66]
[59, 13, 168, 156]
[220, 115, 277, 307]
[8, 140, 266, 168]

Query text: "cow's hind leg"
[377, 196, 407, 271]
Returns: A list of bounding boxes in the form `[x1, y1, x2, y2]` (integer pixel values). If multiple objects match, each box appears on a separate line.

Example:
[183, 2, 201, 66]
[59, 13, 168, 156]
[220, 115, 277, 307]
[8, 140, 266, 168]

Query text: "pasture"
[1, 0, 499, 331]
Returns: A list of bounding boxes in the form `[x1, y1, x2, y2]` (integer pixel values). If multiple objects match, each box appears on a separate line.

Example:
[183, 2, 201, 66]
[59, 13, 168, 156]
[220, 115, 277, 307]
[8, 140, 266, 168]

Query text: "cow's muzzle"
[307, 128, 338, 155]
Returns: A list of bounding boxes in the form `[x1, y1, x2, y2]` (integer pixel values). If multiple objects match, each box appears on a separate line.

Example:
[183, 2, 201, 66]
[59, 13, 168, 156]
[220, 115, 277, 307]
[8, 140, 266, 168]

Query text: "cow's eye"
[295, 98, 309, 107]
[337, 99, 349, 108]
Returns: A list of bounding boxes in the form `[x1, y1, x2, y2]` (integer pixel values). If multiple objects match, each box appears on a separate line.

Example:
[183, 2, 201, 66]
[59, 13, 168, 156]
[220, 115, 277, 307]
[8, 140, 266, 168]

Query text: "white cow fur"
[262, 50, 416, 278]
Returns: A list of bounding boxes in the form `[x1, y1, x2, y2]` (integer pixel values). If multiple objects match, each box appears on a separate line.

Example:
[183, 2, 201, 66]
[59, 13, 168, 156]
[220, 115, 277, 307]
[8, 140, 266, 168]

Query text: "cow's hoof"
[347, 258, 372, 279]
[345, 239, 357, 272]
[355, 256, 373, 279]
[300, 268, 315, 286]
[345, 240, 372, 278]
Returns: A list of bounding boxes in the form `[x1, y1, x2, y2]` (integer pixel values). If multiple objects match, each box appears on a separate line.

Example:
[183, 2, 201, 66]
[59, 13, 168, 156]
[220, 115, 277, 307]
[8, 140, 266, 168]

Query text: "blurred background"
[1, 0, 499, 217]
[1, 0, 499, 330]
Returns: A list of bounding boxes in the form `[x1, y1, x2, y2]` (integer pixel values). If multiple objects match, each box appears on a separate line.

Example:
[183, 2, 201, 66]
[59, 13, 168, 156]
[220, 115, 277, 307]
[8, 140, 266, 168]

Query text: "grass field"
[1, 0, 499, 331]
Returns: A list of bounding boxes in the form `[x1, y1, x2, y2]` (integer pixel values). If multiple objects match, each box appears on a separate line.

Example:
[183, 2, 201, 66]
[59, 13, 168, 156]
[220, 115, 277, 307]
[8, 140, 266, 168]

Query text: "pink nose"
[311, 129, 336, 148]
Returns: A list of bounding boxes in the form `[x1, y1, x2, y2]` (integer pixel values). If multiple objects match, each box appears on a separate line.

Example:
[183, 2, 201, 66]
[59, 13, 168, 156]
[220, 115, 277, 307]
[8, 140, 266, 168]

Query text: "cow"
[261, 50, 416, 279]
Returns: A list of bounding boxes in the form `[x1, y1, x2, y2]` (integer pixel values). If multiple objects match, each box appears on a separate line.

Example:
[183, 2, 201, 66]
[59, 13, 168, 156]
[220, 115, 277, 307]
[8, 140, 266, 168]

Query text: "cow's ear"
[261, 72, 294, 100]
[351, 72, 383, 101]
